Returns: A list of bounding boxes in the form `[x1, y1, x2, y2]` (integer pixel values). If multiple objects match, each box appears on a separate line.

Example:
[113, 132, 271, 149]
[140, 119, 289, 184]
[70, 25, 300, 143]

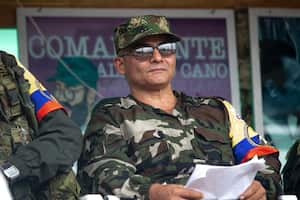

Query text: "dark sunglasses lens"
[134, 47, 153, 58]
[158, 43, 176, 56]
[132, 42, 177, 60]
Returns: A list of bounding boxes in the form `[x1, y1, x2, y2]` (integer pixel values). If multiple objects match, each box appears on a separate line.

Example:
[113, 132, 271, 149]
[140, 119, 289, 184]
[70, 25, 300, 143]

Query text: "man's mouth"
[148, 66, 167, 72]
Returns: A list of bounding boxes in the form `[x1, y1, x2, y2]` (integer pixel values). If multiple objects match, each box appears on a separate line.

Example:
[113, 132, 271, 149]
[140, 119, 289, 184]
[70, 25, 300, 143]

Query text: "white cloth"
[278, 195, 298, 200]
[80, 194, 103, 200]
[80, 194, 120, 200]
[0, 171, 13, 200]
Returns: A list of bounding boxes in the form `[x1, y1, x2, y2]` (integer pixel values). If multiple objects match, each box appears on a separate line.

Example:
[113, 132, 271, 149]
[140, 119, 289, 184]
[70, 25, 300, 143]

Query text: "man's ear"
[114, 57, 125, 75]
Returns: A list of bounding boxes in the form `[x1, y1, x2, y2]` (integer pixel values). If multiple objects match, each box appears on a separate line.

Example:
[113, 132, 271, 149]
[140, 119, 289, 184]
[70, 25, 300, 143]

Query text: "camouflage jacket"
[78, 91, 282, 199]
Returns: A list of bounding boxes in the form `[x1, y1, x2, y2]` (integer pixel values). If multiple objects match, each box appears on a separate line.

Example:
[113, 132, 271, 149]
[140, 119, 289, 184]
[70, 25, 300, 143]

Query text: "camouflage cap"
[114, 15, 181, 54]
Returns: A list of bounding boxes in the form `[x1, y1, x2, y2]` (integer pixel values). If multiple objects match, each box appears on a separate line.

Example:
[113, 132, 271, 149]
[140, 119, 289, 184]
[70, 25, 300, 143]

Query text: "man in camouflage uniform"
[0, 51, 82, 199]
[78, 15, 282, 199]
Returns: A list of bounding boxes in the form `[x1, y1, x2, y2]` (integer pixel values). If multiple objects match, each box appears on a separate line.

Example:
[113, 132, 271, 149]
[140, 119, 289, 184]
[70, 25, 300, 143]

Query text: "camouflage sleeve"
[78, 104, 152, 199]
[222, 100, 282, 198]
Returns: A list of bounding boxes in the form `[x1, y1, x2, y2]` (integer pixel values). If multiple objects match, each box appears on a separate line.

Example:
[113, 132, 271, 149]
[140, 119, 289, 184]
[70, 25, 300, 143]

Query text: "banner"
[17, 8, 239, 128]
[249, 8, 300, 165]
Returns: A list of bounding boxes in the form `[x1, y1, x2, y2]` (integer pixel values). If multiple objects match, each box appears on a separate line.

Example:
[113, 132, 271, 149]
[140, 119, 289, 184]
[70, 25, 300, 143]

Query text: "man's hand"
[149, 183, 203, 200]
[239, 180, 266, 200]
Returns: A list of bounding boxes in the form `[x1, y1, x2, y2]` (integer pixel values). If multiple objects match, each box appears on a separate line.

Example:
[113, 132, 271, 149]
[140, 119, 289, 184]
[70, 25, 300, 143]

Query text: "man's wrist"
[0, 162, 20, 182]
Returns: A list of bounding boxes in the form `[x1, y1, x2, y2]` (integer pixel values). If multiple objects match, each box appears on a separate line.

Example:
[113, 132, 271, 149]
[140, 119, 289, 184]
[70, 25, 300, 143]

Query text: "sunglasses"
[119, 42, 177, 60]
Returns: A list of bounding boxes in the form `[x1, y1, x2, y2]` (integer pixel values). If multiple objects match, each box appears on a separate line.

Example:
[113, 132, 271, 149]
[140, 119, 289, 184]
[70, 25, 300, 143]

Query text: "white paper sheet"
[185, 156, 267, 200]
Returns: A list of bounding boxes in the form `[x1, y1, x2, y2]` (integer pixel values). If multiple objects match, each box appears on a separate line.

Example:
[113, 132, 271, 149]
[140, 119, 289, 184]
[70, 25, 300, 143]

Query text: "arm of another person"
[222, 100, 282, 199]
[7, 109, 82, 184]
[6, 64, 82, 185]
[78, 103, 202, 200]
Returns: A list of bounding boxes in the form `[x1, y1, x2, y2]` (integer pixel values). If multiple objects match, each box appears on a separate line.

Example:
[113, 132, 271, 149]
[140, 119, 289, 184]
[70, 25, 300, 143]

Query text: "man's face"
[114, 35, 177, 91]
[53, 81, 85, 107]
[53, 81, 97, 127]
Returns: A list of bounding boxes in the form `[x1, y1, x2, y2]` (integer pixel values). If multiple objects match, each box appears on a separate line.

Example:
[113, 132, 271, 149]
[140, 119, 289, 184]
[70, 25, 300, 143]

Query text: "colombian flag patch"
[19, 63, 64, 121]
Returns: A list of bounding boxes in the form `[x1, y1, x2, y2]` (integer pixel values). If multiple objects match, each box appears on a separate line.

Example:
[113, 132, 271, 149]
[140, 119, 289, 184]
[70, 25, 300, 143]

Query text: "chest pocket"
[194, 127, 234, 162]
[130, 129, 171, 173]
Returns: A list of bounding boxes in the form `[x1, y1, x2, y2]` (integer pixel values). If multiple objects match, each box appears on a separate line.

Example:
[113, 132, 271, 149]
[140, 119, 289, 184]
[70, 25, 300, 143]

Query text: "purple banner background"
[26, 16, 230, 100]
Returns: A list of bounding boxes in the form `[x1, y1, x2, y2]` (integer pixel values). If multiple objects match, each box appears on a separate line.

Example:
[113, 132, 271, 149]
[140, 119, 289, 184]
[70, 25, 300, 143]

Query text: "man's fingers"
[240, 181, 266, 200]
[181, 189, 203, 199]
[149, 184, 202, 200]
[174, 186, 202, 199]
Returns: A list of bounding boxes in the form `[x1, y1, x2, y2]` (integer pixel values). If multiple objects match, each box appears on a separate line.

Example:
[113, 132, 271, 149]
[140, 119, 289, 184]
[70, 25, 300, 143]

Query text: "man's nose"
[150, 48, 163, 62]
